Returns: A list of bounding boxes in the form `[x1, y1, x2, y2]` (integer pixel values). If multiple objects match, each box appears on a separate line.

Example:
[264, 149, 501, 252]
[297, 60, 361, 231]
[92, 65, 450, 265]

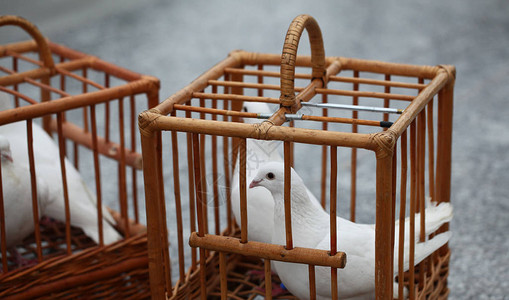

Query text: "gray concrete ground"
[3, 0, 509, 299]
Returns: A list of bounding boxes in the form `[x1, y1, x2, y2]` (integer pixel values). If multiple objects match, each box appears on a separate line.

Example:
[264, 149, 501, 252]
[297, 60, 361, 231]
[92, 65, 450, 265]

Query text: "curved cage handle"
[280, 14, 326, 108]
[0, 15, 55, 69]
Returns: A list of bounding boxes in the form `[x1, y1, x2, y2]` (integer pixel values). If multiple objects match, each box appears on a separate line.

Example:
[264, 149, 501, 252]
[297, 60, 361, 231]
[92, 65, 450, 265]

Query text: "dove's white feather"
[0, 135, 52, 248]
[0, 94, 121, 244]
[251, 162, 453, 300]
[231, 101, 323, 243]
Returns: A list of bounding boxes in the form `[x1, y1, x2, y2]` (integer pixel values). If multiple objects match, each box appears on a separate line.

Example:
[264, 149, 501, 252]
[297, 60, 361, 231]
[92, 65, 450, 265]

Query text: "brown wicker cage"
[139, 15, 455, 299]
[0, 16, 159, 299]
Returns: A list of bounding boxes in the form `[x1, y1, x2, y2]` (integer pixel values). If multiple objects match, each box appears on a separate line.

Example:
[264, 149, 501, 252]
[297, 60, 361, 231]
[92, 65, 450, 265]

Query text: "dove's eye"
[266, 172, 275, 180]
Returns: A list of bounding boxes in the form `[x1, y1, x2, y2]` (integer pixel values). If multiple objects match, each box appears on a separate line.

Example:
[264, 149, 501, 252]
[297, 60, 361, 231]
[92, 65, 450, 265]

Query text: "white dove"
[231, 101, 323, 243]
[0, 135, 52, 250]
[249, 162, 453, 300]
[231, 101, 282, 243]
[0, 96, 121, 245]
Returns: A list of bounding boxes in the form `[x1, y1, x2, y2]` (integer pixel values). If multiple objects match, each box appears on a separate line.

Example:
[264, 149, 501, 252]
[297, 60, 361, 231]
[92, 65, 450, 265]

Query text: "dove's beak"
[249, 179, 262, 189]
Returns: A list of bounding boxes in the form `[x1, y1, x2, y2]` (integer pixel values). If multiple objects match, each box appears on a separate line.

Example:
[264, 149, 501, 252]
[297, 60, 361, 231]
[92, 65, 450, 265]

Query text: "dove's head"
[0, 136, 13, 163]
[250, 162, 312, 209]
[249, 161, 302, 193]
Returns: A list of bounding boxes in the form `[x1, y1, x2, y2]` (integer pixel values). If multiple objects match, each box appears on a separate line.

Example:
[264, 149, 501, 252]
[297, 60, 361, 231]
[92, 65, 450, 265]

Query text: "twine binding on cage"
[372, 129, 397, 159]
[437, 65, 456, 82]
[138, 108, 162, 137]
[249, 120, 276, 140]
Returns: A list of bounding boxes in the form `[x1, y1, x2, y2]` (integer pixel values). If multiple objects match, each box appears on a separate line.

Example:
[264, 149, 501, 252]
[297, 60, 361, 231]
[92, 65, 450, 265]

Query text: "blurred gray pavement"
[3, 0, 509, 298]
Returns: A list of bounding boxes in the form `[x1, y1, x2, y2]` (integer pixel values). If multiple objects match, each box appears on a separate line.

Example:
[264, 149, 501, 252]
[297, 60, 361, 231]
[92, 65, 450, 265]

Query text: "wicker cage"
[0, 16, 159, 299]
[139, 15, 455, 299]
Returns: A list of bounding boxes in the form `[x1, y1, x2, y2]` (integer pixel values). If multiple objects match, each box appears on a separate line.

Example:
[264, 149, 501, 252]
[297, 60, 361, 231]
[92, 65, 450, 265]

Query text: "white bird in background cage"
[231, 101, 323, 244]
[0, 93, 122, 246]
[0, 135, 53, 267]
[250, 162, 453, 300]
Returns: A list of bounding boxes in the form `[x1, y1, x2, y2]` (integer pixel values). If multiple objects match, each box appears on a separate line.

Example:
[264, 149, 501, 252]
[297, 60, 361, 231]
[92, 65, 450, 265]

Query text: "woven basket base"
[0, 218, 150, 299]
[1, 217, 96, 272]
[395, 248, 451, 299]
[207, 256, 298, 300]
[171, 254, 297, 300]
[171, 247, 450, 300]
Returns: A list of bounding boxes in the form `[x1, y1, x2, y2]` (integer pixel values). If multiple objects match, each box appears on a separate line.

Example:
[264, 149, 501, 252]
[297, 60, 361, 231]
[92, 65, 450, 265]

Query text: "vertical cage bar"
[73, 141, 79, 170]
[211, 93, 220, 235]
[391, 142, 398, 270]
[417, 109, 427, 290]
[55, 114, 72, 255]
[427, 98, 435, 202]
[199, 98, 209, 236]
[229, 69, 244, 187]
[222, 78, 233, 234]
[330, 149, 339, 230]
[12, 57, 19, 107]
[427, 98, 437, 270]
[60, 56, 66, 93]
[171, 128, 186, 280]
[436, 75, 454, 262]
[418, 109, 426, 242]
[155, 130, 172, 293]
[257, 64, 264, 97]
[192, 133, 207, 300]
[289, 121, 295, 168]
[383, 74, 391, 126]
[374, 139, 394, 299]
[104, 74, 111, 143]
[320, 93, 328, 209]
[0, 157, 8, 272]
[229, 69, 244, 115]
[186, 127, 197, 269]
[284, 141, 293, 250]
[59, 56, 67, 125]
[26, 120, 43, 261]
[90, 104, 104, 246]
[239, 138, 248, 243]
[265, 259, 273, 300]
[198, 247, 207, 300]
[351, 70, 359, 222]
[220, 252, 228, 300]
[140, 130, 165, 299]
[118, 97, 129, 237]
[308, 265, 316, 300]
[423, 98, 437, 272]
[397, 130, 408, 300]
[40, 67, 51, 136]
[330, 145, 338, 300]
[436, 80, 454, 206]
[82, 68, 89, 133]
[222, 130, 232, 234]
[141, 88, 165, 295]
[408, 120, 417, 299]
[193, 133, 206, 236]
[130, 95, 139, 223]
